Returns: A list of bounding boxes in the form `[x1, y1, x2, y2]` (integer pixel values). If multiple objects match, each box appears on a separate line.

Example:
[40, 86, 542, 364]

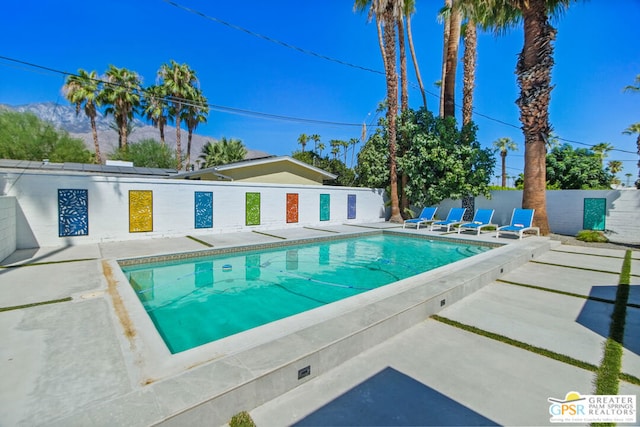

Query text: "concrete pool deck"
[0, 224, 638, 426]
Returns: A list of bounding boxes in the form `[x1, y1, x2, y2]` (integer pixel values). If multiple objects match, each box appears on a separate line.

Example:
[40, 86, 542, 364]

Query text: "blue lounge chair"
[457, 209, 496, 235]
[430, 208, 467, 232]
[403, 207, 437, 229]
[496, 208, 540, 239]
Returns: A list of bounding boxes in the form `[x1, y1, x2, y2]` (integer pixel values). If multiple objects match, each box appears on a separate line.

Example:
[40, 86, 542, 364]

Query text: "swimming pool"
[120, 233, 491, 353]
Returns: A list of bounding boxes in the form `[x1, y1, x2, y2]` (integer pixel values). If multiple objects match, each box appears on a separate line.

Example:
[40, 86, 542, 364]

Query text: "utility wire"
[1, 53, 637, 155]
[0, 55, 367, 128]
[160, 1, 637, 156]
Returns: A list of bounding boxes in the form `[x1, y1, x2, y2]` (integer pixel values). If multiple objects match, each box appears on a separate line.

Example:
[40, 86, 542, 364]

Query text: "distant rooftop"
[0, 159, 178, 177]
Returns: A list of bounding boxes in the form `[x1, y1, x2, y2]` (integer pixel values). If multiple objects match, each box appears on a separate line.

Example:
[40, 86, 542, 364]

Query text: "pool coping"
[55, 232, 553, 426]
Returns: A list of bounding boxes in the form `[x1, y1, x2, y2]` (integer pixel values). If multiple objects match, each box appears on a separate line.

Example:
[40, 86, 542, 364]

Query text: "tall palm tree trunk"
[439, 0, 452, 117]
[444, 1, 462, 118]
[517, 0, 553, 235]
[175, 109, 183, 170]
[90, 116, 101, 163]
[398, 15, 410, 218]
[501, 151, 507, 188]
[382, 7, 402, 223]
[398, 16, 408, 112]
[187, 131, 193, 170]
[406, 13, 427, 110]
[160, 123, 165, 145]
[462, 20, 477, 126]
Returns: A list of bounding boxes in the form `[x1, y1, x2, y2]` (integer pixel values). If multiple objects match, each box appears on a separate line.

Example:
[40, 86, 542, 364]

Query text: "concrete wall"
[0, 172, 386, 248]
[0, 196, 16, 262]
[437, 189, 640, 244]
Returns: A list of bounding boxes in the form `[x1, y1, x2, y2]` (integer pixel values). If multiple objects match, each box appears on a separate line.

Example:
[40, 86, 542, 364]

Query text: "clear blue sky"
[1, 1, 638, 183]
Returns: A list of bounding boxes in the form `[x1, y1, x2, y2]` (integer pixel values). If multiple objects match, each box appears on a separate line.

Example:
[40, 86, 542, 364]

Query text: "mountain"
[1, 102, 270, 162]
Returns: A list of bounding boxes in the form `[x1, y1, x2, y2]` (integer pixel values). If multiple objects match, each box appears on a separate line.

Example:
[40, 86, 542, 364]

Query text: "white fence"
[436, 190, 639, 244]
[0, 172, 386, 249]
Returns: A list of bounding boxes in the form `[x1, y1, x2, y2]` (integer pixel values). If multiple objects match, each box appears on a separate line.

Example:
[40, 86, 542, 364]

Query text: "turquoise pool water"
[121, 234, 491, 353]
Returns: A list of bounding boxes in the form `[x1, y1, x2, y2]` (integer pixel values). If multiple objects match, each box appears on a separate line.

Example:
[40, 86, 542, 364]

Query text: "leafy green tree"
[398, 108, 494, 206]
[356, 108, 494, 206]
[100, 65, 142, 149]
[0, 110, 93, 163]
[546, 143, 612, 189]
[492, 137, 518, 188]
[199, 137, 247, 168]
[354, 129, 389, 189]
[62, 69, 102, 163]
[292, 150, 355, 186]
[109, 138, 176, 168]
[158, 60, 199, 170]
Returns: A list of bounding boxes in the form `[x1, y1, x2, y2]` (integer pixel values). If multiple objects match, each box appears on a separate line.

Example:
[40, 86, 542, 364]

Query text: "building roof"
[0, 159, 178, 177]
[174, 155, 338, 181]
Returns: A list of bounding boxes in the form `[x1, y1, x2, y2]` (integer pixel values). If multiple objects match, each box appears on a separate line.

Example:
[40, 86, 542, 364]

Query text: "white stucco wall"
[0, 172, 386, 248]
[0, 196, 16, 262]
[437, 189, 640, 244]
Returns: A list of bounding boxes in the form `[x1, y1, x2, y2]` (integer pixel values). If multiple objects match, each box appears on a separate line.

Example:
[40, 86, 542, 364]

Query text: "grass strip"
[0, 258, 97, 268]
[251, 231, 287, 240]
[431, 314, 640, 386]
[0, 297, 72, 312]
[186, 235, 213, 247]
[593, 250, 632, 398]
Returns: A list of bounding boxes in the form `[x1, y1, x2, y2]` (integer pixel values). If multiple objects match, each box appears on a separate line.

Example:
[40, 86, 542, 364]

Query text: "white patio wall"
[0, 196, 16, 262]
[437, 189, 640, 244]
[0, 172, 386, 248]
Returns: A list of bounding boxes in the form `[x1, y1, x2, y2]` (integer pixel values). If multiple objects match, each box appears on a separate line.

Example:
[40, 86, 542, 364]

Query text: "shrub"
[576, 230, 608, 243]
[229, 411, 256, 427]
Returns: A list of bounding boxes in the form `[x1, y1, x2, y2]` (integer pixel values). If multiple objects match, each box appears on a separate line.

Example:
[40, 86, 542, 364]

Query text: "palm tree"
[623, 74, 640, 93]
[329, 139, 341, 160]
[100, 65, 141, 149]
[141, 85, 169, 145]
[183, 92, 209, 171]
[591, 142, 614, 166]
[403, 0, 427, 109]
[199, 137, 247, 168]
[158, 60, 199, 170]
[607, 160, 623, 185]
[354, 0, 403, 223]
[439, 0, 462, 118]
[297, 133, 308, 152]
[492, 137, 518, 188]
[622, 123, 640, 188]
[62, 69, 102, 163]
[310, 134, 321, 153]
[349, 137, 360, 168]
[510, 0, 576, 236]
